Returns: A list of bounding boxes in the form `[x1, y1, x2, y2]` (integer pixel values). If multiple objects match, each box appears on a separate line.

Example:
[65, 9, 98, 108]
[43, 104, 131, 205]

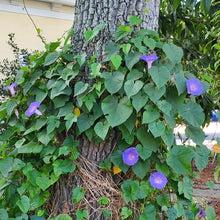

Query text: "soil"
[193, 158, 220, 219]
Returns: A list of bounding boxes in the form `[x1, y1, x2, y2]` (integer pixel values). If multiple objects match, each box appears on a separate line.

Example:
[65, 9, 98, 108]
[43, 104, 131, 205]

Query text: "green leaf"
[121, 207, 132, 220]
[142, 105, 160, 124]
[127, 69, 143, 81]
[6, 100, 17, 116]
[148, 121, 165, 138]
[179, 101, 205, 127]
[101, 71, 125, 94]
[0, 157, 13, 177]
[101, 95, 133, 127]
[44, 52, 60, 66]
[129, 15, 142, 25]
[136, 144, 152, 160]
[16, 195, 30, 214]
[99, 158, 111, 171]
[125, 52, 142, 70]
[103, 41, 120, 62]
[74, 82, 89, 96]
[57, 102, 73, 117]
[207, 181, 214, 190]
[115, 25, 132, 42]
[94, 120, 110, 140]
[162, 43, 183, 64]
[77, 113, 95, 133]
[76, 210, 87, 220]
[205, 206, 216, 220]
[85, 23, 106, 41]
[53, 159, 76, 177]
[37, 130, 54, 145]
[18, 141, 43, 154]
[174, 72, 187, 95]
[0, 209, 8, 219]
[161, 129, 175, 148]
[148, 66, 171, 89]
[157, 100, 172, 116]
[178, 176, 193, 200]
[144, 83, 166, 103]
[77, 53, 86, 67]
[132, 159, 150, 179]
[136, 127, 160, 153]
[202, 0, 211, 14]
[132, 92, 148, 113]
[143, 38, 156, 49]
[72, 187, 85, 203]
[139, 204, 156, 220]
[173, 0, 181, 10]
[185, 125, 205, 145]
[111, 150, 129, 174]
[47, 116, 60, 134]
[36, 89, 47, 102]
[120, 43, 131, 55]
[156, 194, 170, 207]
[36, 173, 59, 191]
[121, 180, 140, 203]
[124, 79, 144, 98]
[54, 214, 72, 220]
[91, 63, 101, 77]
[167, 207, 177, 220]
[193, 145, 209, 172]
[166, 145, 192, 175]
[64, 113, 77, 131]
[110, 55, 122, 70]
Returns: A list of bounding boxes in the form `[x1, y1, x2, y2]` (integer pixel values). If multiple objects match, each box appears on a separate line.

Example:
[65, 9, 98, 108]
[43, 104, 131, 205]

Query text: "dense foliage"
[0, 15, 218, 219]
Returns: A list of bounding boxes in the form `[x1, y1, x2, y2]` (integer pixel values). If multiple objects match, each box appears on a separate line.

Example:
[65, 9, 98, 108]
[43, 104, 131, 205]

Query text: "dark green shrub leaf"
[0, 157, 13, 177]
[72, 187, 85, 203]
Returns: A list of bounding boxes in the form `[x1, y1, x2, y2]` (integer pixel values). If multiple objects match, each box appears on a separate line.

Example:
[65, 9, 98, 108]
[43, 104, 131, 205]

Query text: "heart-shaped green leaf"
[124, 80, 144, 98]
[91, 63, 101, 77]
[94, 120, 110, 140]
[149, 121, 165, 137]
[132, 92, 148, 113]
[142, 105, 160, 124]
[110, 55, 122, 70]
[162, 43, 183, 64]
[101, 71, 125, 94]
[148, 66, 171, 89]
[144, 83, 166, 103]
[101, 95, 133, 127]
[125, 52, 142, 70]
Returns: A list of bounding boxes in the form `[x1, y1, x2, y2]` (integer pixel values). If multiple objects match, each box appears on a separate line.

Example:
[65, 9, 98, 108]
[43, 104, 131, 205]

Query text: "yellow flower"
[74, 107, 80, 117]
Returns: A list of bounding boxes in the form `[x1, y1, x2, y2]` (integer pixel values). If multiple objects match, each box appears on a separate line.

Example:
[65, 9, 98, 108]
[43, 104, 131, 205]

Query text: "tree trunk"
[49, 1, 160, 219]
[71, 0, 160, 59]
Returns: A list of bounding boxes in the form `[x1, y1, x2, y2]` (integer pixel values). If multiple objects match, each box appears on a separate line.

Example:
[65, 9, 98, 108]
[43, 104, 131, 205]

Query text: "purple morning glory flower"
[149, 171, 168, 189]
[212, 110, 219, 122]
[140, 53, 159, 69]
[122, 147, 139, 166]
[15, 109, 19, 119]
[3, 83, 18, 96]
[25, 101, 42, 117]
[186, 78, 204, 96]
[196, 205, 206, 218]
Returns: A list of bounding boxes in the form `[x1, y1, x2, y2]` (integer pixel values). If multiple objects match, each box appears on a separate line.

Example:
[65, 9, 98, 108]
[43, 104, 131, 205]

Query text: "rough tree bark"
[49, 1, 160, 219]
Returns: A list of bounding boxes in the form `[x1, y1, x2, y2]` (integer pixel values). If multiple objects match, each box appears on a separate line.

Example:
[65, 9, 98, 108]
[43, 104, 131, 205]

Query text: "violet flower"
[25, 101, 42, 117]
[3, 83, 18, 97]
[186, 78, 204, 96]
[212, 110, 219, 122]
[122, 147, 139, 166]
[196, 205, 206, 218]
[149, 171, 168, 189]
[15, 109, 19, 119]
[140, 53, 159, 69]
